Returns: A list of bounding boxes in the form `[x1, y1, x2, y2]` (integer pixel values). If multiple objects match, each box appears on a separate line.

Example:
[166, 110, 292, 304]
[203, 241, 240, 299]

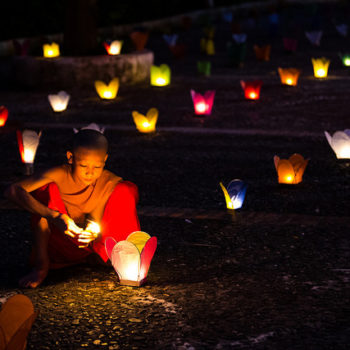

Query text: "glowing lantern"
[150, 64, 171, 87]
[130, 31, 149, 51]
[340, 54, 350, 67]
[95, 78, 119, 99]
[105, 231, 157, 287]
[0, 294, 37, 350]
[283, 37, 297, 52]
[163, 34, 178, 47]
[200, 38, 215, 55]
[232, 33, 247, 44]
[74, 123, 105, 134]
[0, 106, 8, 127]
[219, 179, 247, 210]
[13, 39, 30, 56]
[240, 80, 262, 100]
[17, 130, 41, 175]
[336, 24, 347, 37]
[324, 130, 350, 159]
[305, 30, 323, 46]
[197, 61, 211, 76]
[312, 57, 330, 78]
[190, 90, 215, 116]
[104, 40, 123, 55]
[278, 68, 301, 86]
[48, 91, 70, 112]
[274, 154, 309, 185]
[253, 44, 271, 61]
[132, 108, 158, 133]
[42, 42, 60, 58]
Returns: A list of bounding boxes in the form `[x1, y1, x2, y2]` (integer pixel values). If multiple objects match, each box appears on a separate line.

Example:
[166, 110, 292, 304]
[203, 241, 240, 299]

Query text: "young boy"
[5, 129, 140, 288]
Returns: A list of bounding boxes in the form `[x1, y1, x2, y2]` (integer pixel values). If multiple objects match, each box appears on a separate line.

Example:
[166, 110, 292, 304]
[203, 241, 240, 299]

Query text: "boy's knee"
[112, 181, 139, 204]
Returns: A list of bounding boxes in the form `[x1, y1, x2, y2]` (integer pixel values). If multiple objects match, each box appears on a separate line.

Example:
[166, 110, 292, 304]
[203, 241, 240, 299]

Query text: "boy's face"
[67, 147, 108, 186]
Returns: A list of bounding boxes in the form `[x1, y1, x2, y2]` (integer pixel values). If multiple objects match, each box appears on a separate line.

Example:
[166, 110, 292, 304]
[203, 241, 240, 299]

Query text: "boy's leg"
[19, 217, 51, 288]
[92, 181, 141, 262]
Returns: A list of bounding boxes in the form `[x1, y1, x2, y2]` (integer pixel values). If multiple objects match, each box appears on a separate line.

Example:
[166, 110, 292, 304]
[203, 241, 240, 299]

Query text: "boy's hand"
[51, 213, 83, 237]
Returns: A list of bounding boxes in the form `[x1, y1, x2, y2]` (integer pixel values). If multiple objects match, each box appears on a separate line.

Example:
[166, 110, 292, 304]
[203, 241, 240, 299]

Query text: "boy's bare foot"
[19, 266, 48, 288]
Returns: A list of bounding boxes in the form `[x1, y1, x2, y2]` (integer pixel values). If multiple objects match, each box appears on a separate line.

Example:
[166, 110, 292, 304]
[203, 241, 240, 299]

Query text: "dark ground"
[0, 2, 349, 349]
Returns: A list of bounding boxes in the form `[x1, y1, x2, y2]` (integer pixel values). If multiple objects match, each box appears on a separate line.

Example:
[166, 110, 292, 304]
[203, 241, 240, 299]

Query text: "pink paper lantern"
[190, 90, 215, 115]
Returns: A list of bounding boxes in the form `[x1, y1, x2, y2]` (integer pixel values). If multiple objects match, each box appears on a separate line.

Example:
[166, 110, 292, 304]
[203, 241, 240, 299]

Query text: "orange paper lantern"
[130, 31, 149, 51]
[278, 68, 301, 86]
[274, 154, 309, 184]
[253, 44, 271, 61]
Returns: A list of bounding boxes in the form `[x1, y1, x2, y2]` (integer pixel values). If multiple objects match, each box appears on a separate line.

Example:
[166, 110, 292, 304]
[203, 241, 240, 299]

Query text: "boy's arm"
[4, 168, 82, 236]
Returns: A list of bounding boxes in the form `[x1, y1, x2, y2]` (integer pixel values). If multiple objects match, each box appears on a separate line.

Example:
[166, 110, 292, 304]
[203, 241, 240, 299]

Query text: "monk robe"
[31, 164, 140, 268]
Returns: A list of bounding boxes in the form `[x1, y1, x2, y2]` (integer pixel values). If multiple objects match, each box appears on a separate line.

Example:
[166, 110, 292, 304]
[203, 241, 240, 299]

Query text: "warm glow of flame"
[43, 43, 60, 58]
[103, 91, 113, 99]
[142, 121, 151, 128]
[86, 221, 101, 237]
[249, 92, 257, 99]
[196, 102, 206, 113]
[338, 146, 350, 158]
[285, 175, 293, 183]
[316, 68, 326, 77]
[344, 58, 350, 66]
[105, 41, 122, 55]
[286, 78, 293, 85]
[23, 149, 35, 164]
[156, 77, 166, 85]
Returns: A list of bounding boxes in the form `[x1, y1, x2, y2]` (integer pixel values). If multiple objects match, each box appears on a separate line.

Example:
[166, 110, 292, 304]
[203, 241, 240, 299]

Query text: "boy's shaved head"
[71, 129, 108, 153]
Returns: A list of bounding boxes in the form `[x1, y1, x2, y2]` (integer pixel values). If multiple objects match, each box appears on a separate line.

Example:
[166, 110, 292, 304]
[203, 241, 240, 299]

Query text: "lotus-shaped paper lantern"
[232, 33, 247, 44]
[253, 44, 271, 61]
[200, 38, 215, 55]
[73, 123, 105, 134]
[274, 154, 309, 184]
[305, 30, 323, 46]
[190, 90, 215, 116]
[197, 61, 211, 76]
[17, 130, 42, 175]
[312, 57, 330, 78]
[95, 78, 119, 99]
[283, 37, 297, 52]
[130, 31, 149, 51]
[132, 108, 158, 133]
[104, 40, 123, 55]
[324, 130, 350, 159]
[13, 39, 30, 56]
[150, 64, 171, 86]
[340, 54, 350, 67]
[0, 106, 8, 127]
[219, 179, 247, 210]
[240, 80, 262, 100]
[43, 42, 60, 58]
[336, 24, 348, 37]
[163, 34, 178, 47]
[105, 231, 157, 287]
[48, 91, 70, 112]
[278, 68, 301, 86]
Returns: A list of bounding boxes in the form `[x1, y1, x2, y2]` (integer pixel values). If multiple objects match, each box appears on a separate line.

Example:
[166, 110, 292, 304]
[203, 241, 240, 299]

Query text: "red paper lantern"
[240, 80, 262, 100]
[0, 106, 8, 127]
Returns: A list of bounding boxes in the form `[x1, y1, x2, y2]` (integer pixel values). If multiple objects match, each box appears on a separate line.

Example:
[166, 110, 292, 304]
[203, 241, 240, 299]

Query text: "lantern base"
[24, 163, 34, 176]
[119, 278, 147, 287]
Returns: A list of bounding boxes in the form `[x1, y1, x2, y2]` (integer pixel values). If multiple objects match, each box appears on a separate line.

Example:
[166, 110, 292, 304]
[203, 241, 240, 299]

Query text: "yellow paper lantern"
[95, 78, 119, 99]
[274, 154, 309, 185]
[43, 42, 60, 58]
[278, 68, 301, 86]
[132, 108, 158, 133]
[311, 57, 330, 78]
[106, 231, 157, 287]
[150, 64, 171, 86]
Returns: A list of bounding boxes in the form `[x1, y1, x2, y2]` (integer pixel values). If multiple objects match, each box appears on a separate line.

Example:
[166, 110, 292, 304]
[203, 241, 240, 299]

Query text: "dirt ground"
[0, 2, 349, 349]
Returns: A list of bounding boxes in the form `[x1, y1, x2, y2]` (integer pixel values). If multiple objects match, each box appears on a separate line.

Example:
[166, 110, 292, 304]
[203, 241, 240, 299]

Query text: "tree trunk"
[64, 0, 98, 56]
